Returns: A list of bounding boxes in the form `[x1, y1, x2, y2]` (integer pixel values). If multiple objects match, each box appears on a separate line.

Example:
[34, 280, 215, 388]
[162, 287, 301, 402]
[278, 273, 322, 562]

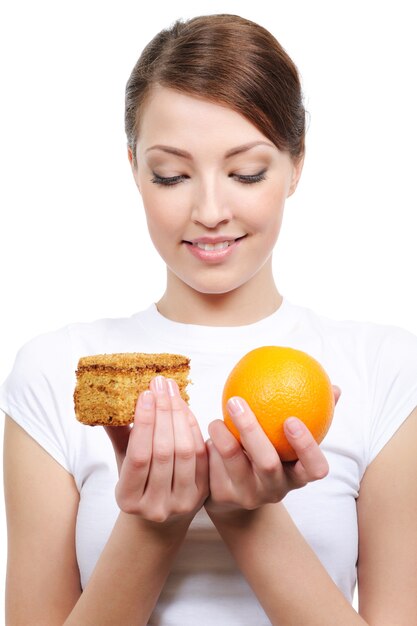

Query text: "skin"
[130, 85, 303, 326]
[4, 86, 417, 625]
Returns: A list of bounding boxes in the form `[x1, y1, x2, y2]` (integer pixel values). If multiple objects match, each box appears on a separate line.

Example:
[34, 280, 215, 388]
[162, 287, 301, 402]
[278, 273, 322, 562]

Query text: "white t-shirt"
[1, 298, 417, 625]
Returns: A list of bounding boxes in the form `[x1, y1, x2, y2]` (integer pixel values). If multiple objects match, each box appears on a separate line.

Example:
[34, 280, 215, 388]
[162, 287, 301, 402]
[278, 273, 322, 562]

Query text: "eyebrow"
[144, 140, 275, 160]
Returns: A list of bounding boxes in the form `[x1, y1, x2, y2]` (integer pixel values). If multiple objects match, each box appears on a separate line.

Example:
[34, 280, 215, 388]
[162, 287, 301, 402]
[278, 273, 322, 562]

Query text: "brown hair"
[125, 14, 305, 166]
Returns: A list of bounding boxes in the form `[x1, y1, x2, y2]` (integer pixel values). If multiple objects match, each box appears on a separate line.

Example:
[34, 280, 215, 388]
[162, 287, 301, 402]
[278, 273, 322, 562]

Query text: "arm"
[4, 418, 191, 626]
[4, 376, 208, 626]
[4, 415, 81, 624]
[205, 395, 367, 625]
[209, 504, 366, 626]
[64, 512, 192, 626]
[66, 377, 208, 625]
[205, 399, 417, 624]
[356, 406, 417, 624]
[210, 409, 417, 625]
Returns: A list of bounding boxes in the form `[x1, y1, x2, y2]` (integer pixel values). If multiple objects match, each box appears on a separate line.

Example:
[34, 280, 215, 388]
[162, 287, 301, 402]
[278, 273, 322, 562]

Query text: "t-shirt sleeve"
[0, 327, 76, 472]
[367, 325, 417, 465]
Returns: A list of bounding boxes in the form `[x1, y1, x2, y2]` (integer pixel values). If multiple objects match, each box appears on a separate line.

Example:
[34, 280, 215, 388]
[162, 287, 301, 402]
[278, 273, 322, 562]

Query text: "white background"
[1, 0, 416, 618]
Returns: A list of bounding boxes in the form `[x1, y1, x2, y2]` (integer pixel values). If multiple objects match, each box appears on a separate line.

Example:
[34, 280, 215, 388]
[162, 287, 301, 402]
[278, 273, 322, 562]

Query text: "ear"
[127, 145, 134, 166]
[127, 145, 141, 194]
[287, 154, 305, 197]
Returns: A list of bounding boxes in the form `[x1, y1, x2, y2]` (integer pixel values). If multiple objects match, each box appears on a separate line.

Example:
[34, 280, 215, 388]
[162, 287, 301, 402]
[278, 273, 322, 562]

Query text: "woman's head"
[125, 14, 305, 168]
[125, 14, 305, 311]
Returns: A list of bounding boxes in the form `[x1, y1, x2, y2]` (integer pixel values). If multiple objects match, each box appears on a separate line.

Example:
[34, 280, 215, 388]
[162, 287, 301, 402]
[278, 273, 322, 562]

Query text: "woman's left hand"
[205, 387, 340, 515]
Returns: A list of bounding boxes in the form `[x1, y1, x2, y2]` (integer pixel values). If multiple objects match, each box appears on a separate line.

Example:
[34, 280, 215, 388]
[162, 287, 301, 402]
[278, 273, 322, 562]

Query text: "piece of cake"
[74, 352, 190, 426]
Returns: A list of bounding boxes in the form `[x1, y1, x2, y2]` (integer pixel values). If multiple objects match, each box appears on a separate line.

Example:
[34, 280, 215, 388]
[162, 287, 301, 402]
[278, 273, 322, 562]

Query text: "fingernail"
[227, 397, 245, 417]
[285, 417, 303, 437]
[141, 390, 154, 408]
[154, 375, 165, 393]
[166, 378, 178, 397]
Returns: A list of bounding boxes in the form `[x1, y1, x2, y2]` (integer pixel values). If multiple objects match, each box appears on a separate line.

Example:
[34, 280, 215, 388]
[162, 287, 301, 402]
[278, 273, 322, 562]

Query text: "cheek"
[145, 209, 172, 245]
[141, 187, 173, 229]
[140, 190, 186, 259]
[241, 185, 286, 234]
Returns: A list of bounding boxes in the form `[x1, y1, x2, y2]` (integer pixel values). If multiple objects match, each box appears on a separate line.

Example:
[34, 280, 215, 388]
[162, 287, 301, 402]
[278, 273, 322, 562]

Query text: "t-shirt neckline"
[132, 297, 299, 351]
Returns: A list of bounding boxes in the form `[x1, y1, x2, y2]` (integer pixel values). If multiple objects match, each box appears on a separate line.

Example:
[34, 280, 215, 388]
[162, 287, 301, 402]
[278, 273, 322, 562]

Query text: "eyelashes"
[237, 170, 267, 185]
[151, 173, 186, 186]
[150, 170, 267, 187]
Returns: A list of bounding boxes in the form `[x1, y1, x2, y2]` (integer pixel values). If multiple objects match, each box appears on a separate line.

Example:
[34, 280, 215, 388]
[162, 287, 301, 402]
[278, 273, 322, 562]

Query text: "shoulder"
[0, 312, 142, 472]
[8, 317, 112, 372]
[13, 310, 144, 366]
[287, 300, 417, 421]
[1, 310, 144, 414]
[7, 324, 73, 385]
[288, 300, 417, 364]
[288, 301, 417, 467]
[1, 309, 153, 413]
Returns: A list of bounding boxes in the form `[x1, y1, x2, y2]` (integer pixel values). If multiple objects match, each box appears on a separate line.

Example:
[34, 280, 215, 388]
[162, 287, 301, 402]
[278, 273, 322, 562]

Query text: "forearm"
[207, 503, 368, 626]
[64, 511, 191, 626]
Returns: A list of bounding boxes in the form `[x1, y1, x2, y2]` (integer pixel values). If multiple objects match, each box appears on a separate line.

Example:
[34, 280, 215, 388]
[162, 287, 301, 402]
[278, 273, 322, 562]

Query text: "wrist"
[119, 510, 194, 541]
[205, 503, 259, 526]
[205, 502, 289, 534]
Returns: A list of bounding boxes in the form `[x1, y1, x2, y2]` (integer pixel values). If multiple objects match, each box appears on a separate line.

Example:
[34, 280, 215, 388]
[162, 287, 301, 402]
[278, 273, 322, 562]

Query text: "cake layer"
[74, 352, 190, 426]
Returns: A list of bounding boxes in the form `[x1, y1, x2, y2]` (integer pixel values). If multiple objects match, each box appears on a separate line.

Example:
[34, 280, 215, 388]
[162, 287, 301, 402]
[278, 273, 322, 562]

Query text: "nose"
[190, 176, 233, 228]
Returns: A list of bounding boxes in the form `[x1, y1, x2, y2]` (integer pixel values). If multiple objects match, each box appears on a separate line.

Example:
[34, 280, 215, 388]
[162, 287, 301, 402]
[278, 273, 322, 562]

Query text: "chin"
[187, 276, 250, 296]
[168, 262, 259, 297]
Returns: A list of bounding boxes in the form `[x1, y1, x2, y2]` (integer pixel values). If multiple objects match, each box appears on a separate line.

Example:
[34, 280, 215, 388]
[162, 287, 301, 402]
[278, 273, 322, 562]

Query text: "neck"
[156, 262, 282, 327]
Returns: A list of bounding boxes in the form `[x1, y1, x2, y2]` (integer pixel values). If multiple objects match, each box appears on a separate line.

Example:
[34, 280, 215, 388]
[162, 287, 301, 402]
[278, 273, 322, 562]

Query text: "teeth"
[195, 241, 234, 251]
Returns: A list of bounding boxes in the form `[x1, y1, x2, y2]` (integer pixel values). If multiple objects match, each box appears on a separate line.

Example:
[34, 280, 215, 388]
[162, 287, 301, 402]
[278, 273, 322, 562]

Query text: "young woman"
[2, 13, 417, 626]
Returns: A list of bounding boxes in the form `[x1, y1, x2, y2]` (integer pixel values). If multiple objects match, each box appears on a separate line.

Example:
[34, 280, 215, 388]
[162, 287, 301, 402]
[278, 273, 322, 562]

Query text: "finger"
[225, 397, 282, 475]
[332, 385, 342, 405]
[118, 390, 156, 497]
[208, 419, 253, 489]
[187, 407, 208, 492]
[206, 437, 232, 496]
[147, 376, 174, 493]
[167, 379, 197, 494]
[283, 417, 329, 485]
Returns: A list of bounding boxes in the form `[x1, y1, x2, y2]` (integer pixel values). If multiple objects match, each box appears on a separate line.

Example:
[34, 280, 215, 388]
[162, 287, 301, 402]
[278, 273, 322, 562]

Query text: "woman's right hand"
[104, 376, 209, 524]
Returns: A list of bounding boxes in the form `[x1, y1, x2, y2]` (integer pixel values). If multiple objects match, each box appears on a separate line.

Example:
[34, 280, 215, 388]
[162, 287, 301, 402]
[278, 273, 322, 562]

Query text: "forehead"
[137, 86, 269, 152]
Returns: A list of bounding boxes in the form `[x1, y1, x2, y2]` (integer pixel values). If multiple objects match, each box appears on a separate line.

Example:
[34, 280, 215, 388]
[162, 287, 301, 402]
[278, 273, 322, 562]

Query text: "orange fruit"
[222, 346, 334, 461]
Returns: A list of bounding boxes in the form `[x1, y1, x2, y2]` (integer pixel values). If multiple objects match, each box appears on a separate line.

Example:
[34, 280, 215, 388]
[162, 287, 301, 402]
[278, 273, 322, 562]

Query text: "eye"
[150, 169, 268, 187]
[150, 173, 189, 186]
[231, 169, 267, 184]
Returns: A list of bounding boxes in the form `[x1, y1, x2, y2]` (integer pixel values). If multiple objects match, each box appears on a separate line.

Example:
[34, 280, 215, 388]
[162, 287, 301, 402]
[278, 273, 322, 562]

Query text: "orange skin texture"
[222, 346, 335, 462]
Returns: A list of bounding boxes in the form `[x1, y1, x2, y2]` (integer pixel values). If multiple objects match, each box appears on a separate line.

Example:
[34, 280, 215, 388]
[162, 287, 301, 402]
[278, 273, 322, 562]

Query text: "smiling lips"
[194, 240, 235, 250]
[183, 235, 247, 262]
[184, 235, 246, 250]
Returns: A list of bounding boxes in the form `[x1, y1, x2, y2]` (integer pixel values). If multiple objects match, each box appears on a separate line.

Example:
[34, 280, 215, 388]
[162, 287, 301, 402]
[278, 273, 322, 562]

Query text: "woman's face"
[130, 86, 302, 297]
